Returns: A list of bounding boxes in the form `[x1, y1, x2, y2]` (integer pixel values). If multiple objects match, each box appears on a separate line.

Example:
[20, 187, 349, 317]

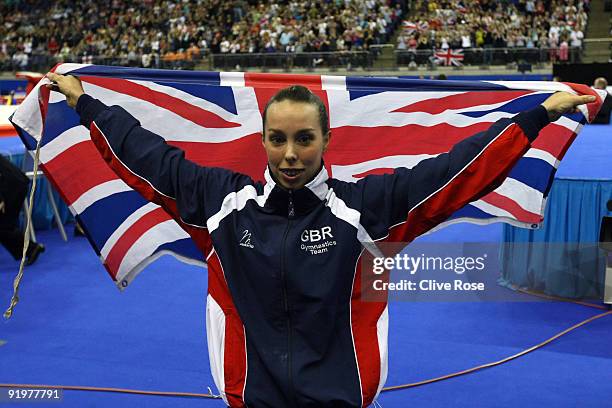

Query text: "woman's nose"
[284, 143, 298, 163]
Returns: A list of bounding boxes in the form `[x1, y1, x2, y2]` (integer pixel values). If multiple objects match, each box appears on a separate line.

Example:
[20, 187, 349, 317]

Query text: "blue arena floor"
[1, 120, 611, 407]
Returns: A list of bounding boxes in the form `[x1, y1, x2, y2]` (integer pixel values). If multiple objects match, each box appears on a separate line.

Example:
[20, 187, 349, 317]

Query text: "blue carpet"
[1, 228, 611, 407]
[555, 122, 611, 180]
[0, 136, 22, 158]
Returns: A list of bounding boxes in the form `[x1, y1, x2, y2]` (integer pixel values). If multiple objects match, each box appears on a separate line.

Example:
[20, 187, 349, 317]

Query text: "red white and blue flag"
[401, 20, 429, 34]
[434, 48, 465, 66]
[402, 21, 418, 34]
[10, 64, 606, 288]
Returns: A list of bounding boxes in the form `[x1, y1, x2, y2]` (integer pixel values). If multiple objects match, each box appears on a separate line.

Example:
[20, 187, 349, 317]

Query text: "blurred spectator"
[558, 37, 569, 62]
[593, 77, 609, 90]
[592, 77, 611, 124]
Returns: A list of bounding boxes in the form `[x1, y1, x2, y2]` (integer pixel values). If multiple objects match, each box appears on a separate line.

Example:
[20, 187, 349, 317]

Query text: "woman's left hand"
[541, 91, 596, 122]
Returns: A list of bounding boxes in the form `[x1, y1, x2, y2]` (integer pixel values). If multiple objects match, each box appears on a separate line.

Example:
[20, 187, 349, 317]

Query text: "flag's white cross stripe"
[100, 202, 160, 259]
[71, 179, 132, 215]
[219, 71, 245, 87]
[79, 81, 262, 143]
[493, 177, 544, 215]
[326, 90, 582, 130]
[524, 148, 560, 168]
[331, 154, 439, 183]
[330, 152, 545, 216]
[36, 125, 90, 162]
[470, 199, 516, 219]
[116, 220, 190, 281]
[128, 79, 245, 124]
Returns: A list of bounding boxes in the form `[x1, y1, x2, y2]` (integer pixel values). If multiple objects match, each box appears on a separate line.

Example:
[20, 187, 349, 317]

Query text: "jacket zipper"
[280, 190, 295, 404]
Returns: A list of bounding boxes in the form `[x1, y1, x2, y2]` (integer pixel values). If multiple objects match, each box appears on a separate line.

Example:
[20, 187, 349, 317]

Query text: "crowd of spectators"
[0, 0, 406, 72]
[397, 0, 589, 65]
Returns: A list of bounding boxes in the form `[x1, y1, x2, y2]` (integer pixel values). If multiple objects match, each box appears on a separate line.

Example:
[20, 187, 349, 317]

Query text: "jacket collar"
[262, 165, 329, 216]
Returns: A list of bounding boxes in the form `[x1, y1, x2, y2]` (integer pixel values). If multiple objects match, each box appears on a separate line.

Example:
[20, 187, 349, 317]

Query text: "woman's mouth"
[279, 168, 305, 181]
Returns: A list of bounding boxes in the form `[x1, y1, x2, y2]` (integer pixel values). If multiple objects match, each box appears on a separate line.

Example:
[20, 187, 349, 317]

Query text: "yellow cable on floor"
[382, 309, 612, 392]
[4, 137, 42, 320]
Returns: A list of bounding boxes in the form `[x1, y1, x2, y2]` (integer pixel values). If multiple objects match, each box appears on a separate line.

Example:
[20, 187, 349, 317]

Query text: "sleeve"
[355, 105, 550, 242]
[76, 94, 250, 245]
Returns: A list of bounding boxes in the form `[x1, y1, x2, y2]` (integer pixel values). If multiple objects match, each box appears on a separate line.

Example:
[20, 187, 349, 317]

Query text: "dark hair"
[262, 85, 329, 136]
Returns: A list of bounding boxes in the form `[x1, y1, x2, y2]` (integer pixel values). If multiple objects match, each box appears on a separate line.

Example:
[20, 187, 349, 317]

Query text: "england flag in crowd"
[10, 64, 606, 288]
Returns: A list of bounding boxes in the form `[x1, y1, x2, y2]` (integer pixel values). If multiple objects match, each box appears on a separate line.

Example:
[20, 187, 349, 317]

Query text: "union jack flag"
[9, 64, 606, 289]
[401, 21, 418, 34]
[401, 20, 428, 34]
[434, 48, 465, 66]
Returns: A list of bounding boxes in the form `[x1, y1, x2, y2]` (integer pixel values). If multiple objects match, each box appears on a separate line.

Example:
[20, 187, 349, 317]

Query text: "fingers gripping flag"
[10, 64, 607, 289]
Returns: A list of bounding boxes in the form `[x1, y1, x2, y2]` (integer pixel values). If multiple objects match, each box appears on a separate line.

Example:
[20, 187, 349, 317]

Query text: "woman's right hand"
[45, 72, 85, 109]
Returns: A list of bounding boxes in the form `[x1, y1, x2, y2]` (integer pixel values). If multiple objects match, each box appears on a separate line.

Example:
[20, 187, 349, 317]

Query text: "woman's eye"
[270, 136, 285, 144]
[297, 134, 312, 144]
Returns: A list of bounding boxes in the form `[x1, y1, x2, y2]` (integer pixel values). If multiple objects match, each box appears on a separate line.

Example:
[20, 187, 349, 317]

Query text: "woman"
[47, 72, 593, 408]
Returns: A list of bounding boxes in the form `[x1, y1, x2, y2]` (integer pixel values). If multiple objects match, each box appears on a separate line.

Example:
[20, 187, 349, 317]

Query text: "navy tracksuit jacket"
[77, 94, 549, 407]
